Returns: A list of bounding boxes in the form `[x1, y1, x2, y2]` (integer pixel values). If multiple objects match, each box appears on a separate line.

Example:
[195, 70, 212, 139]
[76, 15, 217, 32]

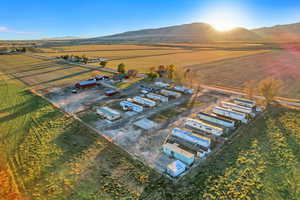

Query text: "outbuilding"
[166, 160, 187, 177]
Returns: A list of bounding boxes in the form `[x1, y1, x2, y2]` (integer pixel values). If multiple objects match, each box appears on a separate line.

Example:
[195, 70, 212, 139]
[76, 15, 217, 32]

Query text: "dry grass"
[42, 44, 180, 52]
[157, 42, 264, 48]
[188, 50, 300, 98]
[102, 50, 267, 72]
[34, 49, 190, 60]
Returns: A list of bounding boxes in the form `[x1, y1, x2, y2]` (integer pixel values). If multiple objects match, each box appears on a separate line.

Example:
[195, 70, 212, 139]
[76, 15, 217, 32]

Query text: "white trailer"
[160, 89, 181, 98]
[174, 86, 194, 94]
[234, 98, 256, 108]
[146, 92, 169, 102]
[212, 106, 248, 123]
[133, 96, 156, 107]
[171, 128, 211, 149]
[120, 101, 143, 112]
[163, 143, 195, 165]
[96, 107, 121, 121]
[198, 112, 236, 128]
[184, 118, 223, 136]
[221, 101, 253, 114]
[154, 81, 170, 88]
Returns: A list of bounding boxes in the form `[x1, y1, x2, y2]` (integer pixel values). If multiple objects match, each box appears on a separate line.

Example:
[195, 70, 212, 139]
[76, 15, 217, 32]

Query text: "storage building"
[96, 107, 121, 121]
[163, 143, 195, 165]
[166, 160, 187, 177]
[184, 118, 223, 136]
[198, 112, 236, 128]
[171, 128, 211, 148]
[120, 101, 143, 112]
[75, 79, 96, 88]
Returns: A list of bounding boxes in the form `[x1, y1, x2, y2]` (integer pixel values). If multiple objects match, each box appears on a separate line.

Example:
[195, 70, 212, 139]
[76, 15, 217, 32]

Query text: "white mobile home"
[184, 118, 223, 136]
[146, 92, 169, 102]
[171, 128, 211, 149]
[198, 112, 236, 128]
[212, 106, 248, 123]
[154, 81, 170, 88]
[234, 98, 256, 108]
[96, 107, 121, 121]
[163, 143, 195, 165]
[120, 101, 143, 112]
[221, 101, 253, 114]
[160, 89, 181, 98]
[173, 86, 194, 94]
[133, 96, 156, 107]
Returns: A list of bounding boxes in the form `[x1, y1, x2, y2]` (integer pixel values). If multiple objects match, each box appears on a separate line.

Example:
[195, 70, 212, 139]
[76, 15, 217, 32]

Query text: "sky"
[1, 0, 300, 40]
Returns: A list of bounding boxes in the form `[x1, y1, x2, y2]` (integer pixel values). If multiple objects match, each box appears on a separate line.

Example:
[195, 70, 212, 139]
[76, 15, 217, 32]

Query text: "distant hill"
[41, 36, 92, 41]
[253, 22, 300, 41]
[91, 23, 262, 43]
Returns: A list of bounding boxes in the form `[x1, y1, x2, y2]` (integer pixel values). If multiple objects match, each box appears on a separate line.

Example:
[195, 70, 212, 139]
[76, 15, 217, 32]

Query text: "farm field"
[157, 42, 264, 48]
[39, 44, 181, 52]
[0, 55, 110, 90]
[188, 50, 300, 98]
[0, 72, 158, 200]
[35, 49, 191, 61]
[96, 49, 267, 72]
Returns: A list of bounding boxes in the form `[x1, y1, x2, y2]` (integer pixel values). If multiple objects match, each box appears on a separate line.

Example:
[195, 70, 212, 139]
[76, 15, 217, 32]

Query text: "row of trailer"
[163, 97, 258, 177]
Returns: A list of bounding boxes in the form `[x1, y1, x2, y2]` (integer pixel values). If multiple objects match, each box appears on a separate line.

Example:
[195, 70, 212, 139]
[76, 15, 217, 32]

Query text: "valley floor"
[1, 57, 300, 199]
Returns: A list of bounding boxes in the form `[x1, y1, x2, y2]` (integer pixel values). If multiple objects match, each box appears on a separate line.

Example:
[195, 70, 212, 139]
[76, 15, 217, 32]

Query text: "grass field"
[0, 55, 110, 90]
[39, 44, 181, 52]
[35, 49, 191, 61]
[188, 50, 300, 98]
[0, 72, 158, 200]
[103, 49, 267, 72]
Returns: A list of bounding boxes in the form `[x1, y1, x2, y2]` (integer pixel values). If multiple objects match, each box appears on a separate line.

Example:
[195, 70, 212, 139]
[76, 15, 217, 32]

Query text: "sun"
[211, 22, 236, 31]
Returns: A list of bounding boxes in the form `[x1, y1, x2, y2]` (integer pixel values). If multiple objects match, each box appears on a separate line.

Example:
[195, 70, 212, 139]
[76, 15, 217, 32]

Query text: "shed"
[166, 160, 186, 177]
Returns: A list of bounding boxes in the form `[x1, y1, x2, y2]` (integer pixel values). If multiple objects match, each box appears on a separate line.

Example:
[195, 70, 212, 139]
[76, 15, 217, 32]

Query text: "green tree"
[117, 63, 126, 74]
[99, 60, 108, 68]
[146, 72, 158, 81]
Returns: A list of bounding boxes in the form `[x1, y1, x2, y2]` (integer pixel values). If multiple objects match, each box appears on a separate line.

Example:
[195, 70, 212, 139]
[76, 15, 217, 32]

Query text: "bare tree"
[258, 77, 282, 105]
[244, 80, 257, 99]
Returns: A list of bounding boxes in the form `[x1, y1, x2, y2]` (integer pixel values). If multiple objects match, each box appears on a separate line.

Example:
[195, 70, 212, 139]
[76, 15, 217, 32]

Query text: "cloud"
[0, 26, 38, 34]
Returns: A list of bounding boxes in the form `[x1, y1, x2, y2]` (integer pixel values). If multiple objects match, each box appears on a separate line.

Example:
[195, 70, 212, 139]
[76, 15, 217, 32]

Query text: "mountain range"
[41, 22, 300, 43]
[89, 22, 300, 43]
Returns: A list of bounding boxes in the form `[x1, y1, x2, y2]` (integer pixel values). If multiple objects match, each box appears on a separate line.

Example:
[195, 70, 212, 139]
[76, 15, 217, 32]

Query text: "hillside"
[91, 23, 262, 43]
[254, 22, 300, 41]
